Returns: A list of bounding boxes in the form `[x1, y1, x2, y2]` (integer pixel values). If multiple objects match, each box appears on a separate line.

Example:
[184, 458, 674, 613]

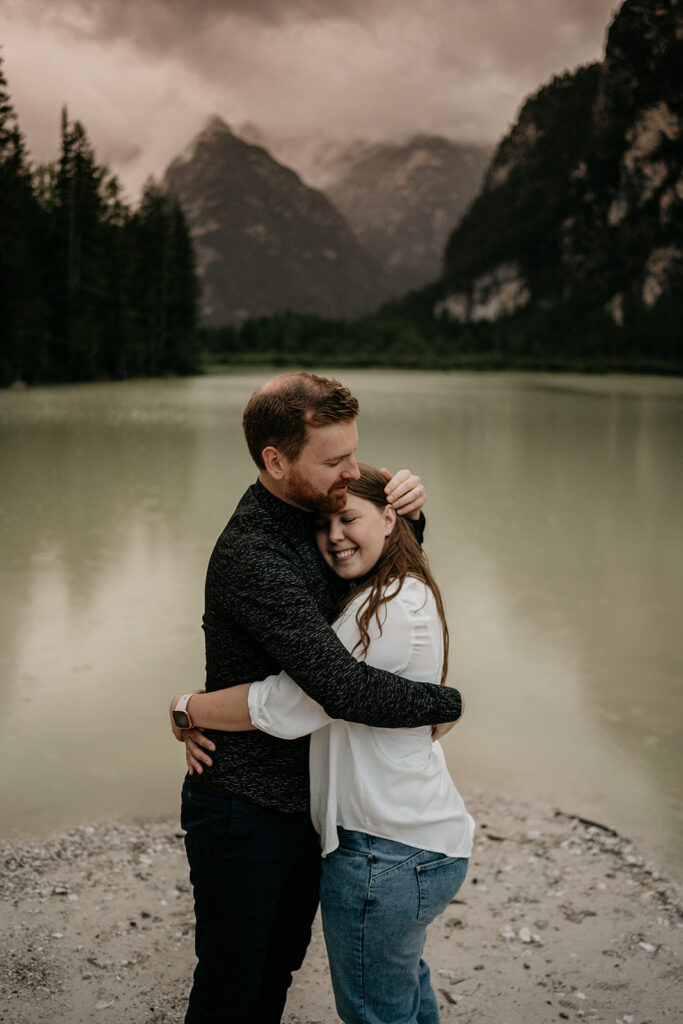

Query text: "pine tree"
[165, 197, 200, 374]
[124, 180, 199, 377]
[48, 109, 111, 379]
[0, 52, 45, 384]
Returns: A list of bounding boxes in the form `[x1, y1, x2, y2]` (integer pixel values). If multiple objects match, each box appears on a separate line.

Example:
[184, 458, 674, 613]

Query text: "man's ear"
[262, 446, 287, 479]
[383, 504, 397, 536]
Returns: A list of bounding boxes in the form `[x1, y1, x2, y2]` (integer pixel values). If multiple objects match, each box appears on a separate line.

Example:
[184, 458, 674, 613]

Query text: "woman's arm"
[248, 672, 332, 738]
[169, 685, 255, 739]
[169, 673, 331, 743]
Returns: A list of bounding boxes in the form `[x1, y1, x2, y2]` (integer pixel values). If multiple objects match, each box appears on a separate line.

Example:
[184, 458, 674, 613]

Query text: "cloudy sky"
[2, 0, 618, 199]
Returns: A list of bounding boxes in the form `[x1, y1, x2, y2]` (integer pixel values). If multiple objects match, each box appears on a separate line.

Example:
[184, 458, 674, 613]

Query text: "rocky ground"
[1, 790, 681, 1023]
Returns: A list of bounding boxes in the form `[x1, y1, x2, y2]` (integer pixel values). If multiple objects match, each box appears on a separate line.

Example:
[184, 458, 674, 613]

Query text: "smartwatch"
[173, 693, 195, 730]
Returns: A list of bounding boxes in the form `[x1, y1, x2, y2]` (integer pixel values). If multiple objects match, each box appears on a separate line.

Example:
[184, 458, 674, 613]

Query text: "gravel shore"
[1, 790, 681, 1024]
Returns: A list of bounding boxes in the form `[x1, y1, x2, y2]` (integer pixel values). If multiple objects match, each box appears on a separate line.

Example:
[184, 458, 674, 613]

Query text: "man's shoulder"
[210, 484, 303, 569]
[225, 484, 271, 538]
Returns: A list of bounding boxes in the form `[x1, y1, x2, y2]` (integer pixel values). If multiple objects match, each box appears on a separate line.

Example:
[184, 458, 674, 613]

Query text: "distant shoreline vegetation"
[199, 306, 683, 377]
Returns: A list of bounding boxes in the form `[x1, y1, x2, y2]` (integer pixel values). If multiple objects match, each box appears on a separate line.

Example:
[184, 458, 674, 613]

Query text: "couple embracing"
[169, 371, 474, 1024]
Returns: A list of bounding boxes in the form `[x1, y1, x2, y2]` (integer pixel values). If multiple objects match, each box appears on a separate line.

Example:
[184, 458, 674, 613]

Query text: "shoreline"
[1, 790, 681, 1024]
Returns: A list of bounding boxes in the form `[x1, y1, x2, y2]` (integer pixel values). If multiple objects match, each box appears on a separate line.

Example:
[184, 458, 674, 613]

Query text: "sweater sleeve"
[214, 537, 462, 729]
[248, 579, 444, 738]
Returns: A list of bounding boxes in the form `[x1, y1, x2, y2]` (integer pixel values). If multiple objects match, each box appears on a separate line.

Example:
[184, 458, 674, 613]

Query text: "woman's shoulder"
[343, 575, 432, 607]
[334, 576, 433, 634]
[386, 575, 435, 608]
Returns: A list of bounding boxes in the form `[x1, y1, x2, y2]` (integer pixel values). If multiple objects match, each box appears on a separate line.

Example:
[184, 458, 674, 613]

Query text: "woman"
[173, 465, 474, 1024]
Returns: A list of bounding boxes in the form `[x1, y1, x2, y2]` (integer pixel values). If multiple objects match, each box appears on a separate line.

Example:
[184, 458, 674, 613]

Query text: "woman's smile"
[329, 545, 358, 563]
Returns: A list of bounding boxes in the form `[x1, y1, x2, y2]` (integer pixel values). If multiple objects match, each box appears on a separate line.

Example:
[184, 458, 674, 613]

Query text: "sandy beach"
[1, 789, 680, 1024]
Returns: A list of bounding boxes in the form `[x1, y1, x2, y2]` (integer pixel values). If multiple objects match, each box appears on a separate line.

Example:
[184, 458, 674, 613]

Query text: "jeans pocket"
[416, 856, 468, 924]
[181, 783, 233, 842]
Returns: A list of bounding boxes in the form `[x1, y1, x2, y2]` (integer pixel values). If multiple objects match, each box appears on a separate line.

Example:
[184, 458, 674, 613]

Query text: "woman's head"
[315, 465, 397, 580]
[316, 464, 449, 681]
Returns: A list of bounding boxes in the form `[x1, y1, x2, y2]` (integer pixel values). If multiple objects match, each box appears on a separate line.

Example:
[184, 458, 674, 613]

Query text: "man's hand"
[183, 729, 216, 775]
[381, 468, 426, 519]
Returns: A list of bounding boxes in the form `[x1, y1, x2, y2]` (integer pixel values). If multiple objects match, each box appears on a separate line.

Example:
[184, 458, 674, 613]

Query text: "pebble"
[638, 941, 656, 953]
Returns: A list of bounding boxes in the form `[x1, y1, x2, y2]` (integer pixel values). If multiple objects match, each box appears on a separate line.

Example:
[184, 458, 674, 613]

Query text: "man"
[173, 371, 463, 1024]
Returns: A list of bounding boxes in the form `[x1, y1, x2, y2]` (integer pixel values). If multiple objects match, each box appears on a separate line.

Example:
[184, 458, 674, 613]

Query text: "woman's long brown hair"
[335, 464, 449, 684]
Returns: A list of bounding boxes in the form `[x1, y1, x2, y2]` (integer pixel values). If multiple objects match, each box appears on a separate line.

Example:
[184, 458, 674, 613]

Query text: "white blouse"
[248, 577, 475, 859]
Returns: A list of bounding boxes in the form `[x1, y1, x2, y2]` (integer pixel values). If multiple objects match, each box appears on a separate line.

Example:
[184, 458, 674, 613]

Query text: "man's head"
[243, 372, 361, 513]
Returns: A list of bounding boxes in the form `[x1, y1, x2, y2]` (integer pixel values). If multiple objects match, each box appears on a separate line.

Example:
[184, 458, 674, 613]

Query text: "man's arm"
[212, 538, 462, 729]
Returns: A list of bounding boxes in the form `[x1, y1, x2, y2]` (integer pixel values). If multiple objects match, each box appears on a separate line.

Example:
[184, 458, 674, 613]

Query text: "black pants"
[181, 781, 320, 1024]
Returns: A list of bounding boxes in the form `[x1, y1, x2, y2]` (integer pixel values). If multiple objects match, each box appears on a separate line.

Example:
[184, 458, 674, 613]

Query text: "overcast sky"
[2, 0, 618, 199]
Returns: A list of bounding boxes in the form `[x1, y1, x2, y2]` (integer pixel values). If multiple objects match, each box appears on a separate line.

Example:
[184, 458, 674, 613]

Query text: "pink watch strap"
[175, 693, 194, 714]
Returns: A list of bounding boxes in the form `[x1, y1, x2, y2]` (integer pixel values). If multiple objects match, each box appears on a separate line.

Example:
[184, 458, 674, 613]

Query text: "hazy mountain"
[163, 117, 389, 324]
[236, 124, 379, 192]
[326, 136, 491, 293]
[437, 0, 682, 346]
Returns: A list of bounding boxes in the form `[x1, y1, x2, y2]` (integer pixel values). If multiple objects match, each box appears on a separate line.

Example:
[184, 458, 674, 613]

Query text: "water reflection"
[0, 373, 681, 882]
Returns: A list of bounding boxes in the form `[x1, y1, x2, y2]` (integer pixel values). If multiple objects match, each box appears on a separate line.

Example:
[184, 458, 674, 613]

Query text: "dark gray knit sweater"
[195, 480, 463, 813]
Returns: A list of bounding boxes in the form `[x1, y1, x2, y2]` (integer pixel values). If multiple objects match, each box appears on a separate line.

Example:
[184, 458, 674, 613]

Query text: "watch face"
[173, 710, 191, 729]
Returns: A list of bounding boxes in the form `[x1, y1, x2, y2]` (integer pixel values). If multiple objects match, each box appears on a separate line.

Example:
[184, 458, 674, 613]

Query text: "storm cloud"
[2, 0, 618, 199]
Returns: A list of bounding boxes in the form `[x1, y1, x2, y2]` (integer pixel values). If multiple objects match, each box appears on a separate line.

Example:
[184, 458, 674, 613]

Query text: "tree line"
[200, 295, 682, 376]
[0, 56, 199, 387]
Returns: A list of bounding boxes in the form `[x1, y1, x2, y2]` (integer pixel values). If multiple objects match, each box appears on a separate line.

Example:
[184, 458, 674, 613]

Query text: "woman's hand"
[169, 690, 205, 741]
[184, 729, 216, 775]
[381, 468, 426, 519]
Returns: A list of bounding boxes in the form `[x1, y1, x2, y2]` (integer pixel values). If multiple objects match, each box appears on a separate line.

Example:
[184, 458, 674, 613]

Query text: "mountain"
[327, 136, 491, 293]
[436, 0, 682, 356]
[239, 127, 491, 294]
[162, 117, 388, 324]
[236, 124, 380, 192]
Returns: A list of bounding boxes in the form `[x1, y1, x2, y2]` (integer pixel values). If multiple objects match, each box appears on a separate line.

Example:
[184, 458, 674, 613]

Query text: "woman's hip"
[320, 828, 468, 925]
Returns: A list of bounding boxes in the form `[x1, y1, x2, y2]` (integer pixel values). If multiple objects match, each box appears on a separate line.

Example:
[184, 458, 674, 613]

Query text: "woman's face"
[315, 494, 396, 579]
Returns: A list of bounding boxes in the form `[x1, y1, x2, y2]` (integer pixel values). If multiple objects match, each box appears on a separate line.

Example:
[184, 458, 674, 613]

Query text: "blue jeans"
[181, 781, 320, 1024]
[320, 829, 468, 1024]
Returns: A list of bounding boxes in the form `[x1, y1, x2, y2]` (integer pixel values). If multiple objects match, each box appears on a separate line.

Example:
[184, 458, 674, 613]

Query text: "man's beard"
[284, 465, 348, 513]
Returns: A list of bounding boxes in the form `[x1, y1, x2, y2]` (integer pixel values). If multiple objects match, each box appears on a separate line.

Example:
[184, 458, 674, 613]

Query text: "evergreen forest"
[0, 57, 199, 387]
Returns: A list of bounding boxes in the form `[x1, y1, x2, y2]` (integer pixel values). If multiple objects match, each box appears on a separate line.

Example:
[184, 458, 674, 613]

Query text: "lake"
[0, 371, 681, 883]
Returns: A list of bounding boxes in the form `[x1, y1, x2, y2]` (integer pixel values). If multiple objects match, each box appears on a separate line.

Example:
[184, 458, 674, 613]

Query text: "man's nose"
[341, 456, 360, 480]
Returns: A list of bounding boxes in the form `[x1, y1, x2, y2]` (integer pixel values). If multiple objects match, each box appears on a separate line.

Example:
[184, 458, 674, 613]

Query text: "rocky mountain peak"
[163, 122, 388, 324]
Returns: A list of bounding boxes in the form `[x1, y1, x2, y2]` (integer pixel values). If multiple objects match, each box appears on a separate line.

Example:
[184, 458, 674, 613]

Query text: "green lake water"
[0, 371, 681, 882]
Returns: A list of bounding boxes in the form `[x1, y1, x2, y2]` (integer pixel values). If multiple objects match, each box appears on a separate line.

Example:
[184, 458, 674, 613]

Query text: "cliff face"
[163, 118, 388, 324]
[440, 0, 682, 340]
